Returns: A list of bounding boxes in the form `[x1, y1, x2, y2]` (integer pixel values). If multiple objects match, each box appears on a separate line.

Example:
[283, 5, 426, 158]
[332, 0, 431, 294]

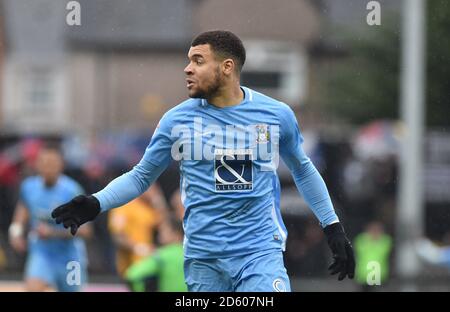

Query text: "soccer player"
[52, 30, 355, 292]
[9, 143, 91, 292]
[108, 185, 165, 277]
[125, 216, 187, 292]
[354, 221, 392, 291]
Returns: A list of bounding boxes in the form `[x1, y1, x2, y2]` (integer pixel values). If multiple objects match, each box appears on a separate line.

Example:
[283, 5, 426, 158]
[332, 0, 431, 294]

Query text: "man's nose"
[184, 63, 193, 75]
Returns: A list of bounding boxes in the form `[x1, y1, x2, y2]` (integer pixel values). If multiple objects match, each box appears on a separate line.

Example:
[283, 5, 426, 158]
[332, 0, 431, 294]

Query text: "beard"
[188, 66, 223, 99]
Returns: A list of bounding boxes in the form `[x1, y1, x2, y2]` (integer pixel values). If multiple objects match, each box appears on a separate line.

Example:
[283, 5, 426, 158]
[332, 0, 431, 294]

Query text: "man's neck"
[206, 83, 244, 108]
[43, 177, 58, 188]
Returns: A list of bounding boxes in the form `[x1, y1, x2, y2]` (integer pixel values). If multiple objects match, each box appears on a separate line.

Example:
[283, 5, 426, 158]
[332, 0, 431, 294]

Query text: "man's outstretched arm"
[279, 104, 355, 281]
[52, 113, 175, 235]
[93, 158, 167, 212]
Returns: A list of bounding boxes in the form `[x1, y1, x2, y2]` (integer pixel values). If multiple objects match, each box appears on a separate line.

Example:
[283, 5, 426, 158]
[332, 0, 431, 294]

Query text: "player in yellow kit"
[108, 184, 167, 277]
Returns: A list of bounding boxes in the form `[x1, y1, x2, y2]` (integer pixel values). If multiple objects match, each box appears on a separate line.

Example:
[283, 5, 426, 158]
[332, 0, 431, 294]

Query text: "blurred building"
[1, 0, 68, 135]
[1, 0, 321, 135]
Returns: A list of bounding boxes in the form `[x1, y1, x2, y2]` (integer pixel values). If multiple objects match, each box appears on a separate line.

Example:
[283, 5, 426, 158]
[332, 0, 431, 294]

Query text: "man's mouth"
[186, 79, 195, 89]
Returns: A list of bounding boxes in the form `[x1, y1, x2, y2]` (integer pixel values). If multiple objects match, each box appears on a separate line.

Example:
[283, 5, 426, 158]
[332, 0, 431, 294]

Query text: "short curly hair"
[191, 30, 246, 73]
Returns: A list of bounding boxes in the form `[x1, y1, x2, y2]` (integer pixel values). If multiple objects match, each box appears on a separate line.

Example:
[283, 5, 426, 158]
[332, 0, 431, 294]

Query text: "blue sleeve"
[93, 113, 174, 212]
[278, 105, 339, 227]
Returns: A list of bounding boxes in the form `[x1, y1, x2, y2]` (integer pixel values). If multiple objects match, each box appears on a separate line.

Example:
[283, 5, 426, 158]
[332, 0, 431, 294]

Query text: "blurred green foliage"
[321, 0, 450, 127]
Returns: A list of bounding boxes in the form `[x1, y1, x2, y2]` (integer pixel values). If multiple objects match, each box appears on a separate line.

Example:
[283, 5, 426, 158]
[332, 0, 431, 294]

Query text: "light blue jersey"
[21, 175, 87, 291]
[95, 87, 338, 259]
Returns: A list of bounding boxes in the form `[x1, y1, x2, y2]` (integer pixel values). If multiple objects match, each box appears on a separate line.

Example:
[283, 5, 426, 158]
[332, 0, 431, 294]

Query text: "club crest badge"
[255, 124, 270, 144]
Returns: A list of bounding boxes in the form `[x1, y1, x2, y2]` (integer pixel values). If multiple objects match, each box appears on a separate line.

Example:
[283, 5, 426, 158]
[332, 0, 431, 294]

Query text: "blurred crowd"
[0, 134, 187, 291]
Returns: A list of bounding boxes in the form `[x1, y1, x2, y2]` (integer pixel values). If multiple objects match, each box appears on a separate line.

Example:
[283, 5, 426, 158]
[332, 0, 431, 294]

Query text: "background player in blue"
[52, 30, 355, 291]
[9, 144, 92, 292]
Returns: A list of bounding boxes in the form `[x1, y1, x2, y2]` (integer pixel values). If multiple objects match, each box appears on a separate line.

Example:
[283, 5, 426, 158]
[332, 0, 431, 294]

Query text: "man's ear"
[222, 59, 235, 75]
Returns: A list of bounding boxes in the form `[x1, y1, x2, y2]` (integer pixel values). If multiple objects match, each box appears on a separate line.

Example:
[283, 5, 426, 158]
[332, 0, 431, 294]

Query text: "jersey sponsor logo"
[214, 149, 252, 192]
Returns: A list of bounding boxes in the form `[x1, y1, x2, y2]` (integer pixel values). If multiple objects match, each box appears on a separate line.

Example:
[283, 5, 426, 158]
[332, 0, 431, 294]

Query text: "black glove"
[51, 195, 101, 236]
[323, 222, 355, 281]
